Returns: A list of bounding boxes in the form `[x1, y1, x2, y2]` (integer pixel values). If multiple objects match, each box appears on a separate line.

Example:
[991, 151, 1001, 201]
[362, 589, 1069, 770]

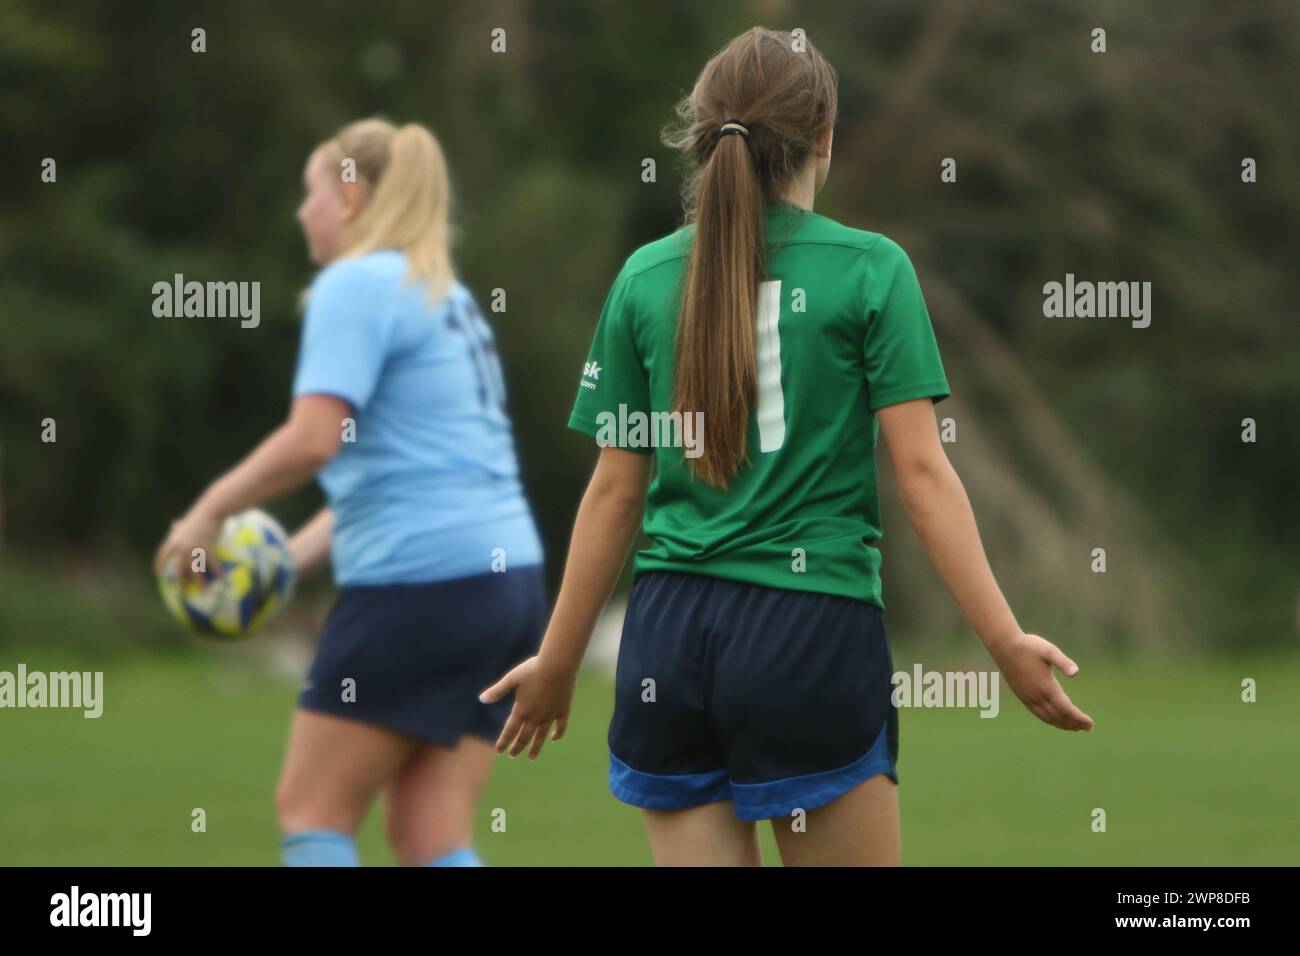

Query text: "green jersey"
[568, 202, 950, 609]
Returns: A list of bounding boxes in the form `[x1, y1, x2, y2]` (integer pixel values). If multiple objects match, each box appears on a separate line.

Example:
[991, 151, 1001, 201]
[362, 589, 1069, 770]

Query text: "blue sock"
[281, 829, 360, 867]
[422, 845, 484, 867]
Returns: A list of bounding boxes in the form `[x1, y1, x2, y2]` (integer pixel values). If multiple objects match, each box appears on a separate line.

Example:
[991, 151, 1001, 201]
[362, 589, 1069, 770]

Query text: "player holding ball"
[154, 118, 544, 867]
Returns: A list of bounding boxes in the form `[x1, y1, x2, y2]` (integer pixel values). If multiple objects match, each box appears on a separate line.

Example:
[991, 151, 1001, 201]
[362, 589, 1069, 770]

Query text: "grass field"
[2, 643, 1296, 866]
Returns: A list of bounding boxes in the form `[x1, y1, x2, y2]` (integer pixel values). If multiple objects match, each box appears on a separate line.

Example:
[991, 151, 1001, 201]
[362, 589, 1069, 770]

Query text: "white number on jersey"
[755, 279, 786, 453]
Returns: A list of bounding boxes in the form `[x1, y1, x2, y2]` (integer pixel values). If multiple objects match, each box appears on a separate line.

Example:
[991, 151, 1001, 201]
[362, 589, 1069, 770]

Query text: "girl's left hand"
[152, 509, 223, 583]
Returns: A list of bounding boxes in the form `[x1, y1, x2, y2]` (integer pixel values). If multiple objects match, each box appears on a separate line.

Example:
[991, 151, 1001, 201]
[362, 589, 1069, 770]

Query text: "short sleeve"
[862, 237, 951, 411]
[291, 261, 395, 412]
[567, 266, 653, 451]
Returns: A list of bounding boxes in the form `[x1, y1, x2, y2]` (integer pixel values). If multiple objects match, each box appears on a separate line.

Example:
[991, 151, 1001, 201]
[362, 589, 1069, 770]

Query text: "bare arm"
[538, 447, 652, 673]
[289, 507, 335, 580]
[878, 399, 1022, 654]
[878, 399, 1093, 731]
[481, 446, 653, 756]
[189, 395, 350, 521]
[153, 394, 351, 577]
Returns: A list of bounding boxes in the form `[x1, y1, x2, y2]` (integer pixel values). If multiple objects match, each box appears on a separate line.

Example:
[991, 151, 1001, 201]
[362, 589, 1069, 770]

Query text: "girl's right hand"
[989, 632, 1094, 731]
[480, 655, 578, 760]
[153, 508, 223, 584]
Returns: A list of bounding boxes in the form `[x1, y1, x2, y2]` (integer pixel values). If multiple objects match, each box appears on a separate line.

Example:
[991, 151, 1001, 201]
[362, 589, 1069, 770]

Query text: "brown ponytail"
[664, 28, 838, 488]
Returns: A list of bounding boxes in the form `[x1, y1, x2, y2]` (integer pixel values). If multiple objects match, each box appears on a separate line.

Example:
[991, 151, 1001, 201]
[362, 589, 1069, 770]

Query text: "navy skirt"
[298, 565, 546, 746]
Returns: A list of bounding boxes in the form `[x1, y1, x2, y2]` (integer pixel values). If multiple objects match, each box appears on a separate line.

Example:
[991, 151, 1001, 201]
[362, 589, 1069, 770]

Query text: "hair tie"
[718, 119, 750, 140]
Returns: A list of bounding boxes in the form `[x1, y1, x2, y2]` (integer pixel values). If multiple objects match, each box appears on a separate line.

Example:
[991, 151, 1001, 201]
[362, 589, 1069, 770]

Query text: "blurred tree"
[1, 0, 1296, 646]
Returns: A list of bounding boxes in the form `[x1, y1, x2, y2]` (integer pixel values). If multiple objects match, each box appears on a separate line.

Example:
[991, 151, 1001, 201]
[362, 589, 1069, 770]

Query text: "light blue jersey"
[291, 250, 543, 585]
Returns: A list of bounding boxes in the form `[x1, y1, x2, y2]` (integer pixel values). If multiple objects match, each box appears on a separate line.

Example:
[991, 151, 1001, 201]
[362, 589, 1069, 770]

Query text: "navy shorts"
[298, 566, 545, 746]
[608, 571, 898, 822]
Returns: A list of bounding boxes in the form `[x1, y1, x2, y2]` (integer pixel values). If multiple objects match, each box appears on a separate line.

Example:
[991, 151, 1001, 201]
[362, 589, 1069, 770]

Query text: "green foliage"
[1, 0, 1296, 644]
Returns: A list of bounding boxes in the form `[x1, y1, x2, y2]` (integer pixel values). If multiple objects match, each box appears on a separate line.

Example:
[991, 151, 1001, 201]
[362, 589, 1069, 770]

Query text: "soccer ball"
[158, 509, 296, 639]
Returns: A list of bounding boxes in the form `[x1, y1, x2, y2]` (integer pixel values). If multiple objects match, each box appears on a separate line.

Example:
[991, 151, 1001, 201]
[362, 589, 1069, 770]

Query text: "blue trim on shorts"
[608, 718, 897, 821]
[608, 570, 899, 821]
[730, 717, 897, 822]
[609, 752, 731, 811]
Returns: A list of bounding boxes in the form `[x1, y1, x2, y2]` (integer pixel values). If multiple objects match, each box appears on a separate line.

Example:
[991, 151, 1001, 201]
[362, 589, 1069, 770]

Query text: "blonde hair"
[319, 117, 455, 301]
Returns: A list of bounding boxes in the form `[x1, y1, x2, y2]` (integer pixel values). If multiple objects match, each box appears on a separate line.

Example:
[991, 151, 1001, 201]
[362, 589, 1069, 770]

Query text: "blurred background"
[1, 0, 1297, 865]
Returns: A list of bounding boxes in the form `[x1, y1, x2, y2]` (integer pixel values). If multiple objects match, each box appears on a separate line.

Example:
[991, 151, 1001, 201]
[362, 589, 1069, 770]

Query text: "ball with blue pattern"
[157, 509, 296, 639]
